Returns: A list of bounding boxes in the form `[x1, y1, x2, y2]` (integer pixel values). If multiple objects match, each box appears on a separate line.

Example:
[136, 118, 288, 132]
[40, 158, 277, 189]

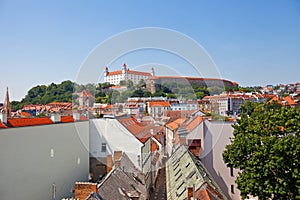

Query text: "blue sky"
[0, 0, 300, 100]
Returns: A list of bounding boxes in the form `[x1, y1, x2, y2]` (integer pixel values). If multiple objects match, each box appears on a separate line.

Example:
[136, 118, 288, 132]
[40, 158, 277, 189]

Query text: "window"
[230, 167, 234, 177]
[101, 143, 106, 152]
[231, 185, 235, 194]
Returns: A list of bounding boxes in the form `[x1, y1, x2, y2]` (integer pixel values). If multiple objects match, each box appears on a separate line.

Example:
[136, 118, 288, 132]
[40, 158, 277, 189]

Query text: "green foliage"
[240, 101, 261, 116]
[20, 80, 75, 105]
[223, 103, 300, 199]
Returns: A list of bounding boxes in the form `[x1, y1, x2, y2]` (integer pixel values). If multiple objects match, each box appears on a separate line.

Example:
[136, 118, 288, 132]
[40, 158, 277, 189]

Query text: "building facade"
[104, 64, 154, 85]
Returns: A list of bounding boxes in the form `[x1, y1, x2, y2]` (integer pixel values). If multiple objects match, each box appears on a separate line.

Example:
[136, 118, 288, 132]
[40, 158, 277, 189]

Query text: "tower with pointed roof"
[3, 87, 11, 117]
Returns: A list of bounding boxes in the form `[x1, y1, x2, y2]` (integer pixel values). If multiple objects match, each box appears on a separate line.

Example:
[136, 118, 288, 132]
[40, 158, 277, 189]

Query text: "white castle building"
[104, 63, 154, 85]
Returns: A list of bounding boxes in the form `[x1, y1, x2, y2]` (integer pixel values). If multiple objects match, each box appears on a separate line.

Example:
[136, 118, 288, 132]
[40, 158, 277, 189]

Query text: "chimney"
[187, 186, 195, 200]
[0, 112, 7, 125]
[114, 151, 122, 168]
[73, 112, 80, 121]
[74, 182, 97, 200]
[106, 154, 113, 174]
[51, 113, 61, 123]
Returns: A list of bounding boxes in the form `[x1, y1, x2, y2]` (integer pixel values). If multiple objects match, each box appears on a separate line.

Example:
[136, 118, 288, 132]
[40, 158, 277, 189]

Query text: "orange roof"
[284, 96, 297, 105]
[151, 139, 159, 153]
[80, 115, 88, 121]
[107, 69, 151, 76]
[127, 69, 151, 76]
[186, 116, 203, 132]
[80, 89, 93, 97]
[118, 117, 145, 136]
[61, 116, 75, 123]
[7, 117, 54, 127]
[166, 118, 186, 131]
[149, 101, 170, 107]
[148, 76, 235, 84]
[21, 112, 31, 117]
[107, 70, 122, 76]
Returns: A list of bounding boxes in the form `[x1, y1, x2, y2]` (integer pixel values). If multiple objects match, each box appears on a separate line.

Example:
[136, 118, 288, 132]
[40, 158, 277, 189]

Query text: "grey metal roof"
[166, 146, 227, 200]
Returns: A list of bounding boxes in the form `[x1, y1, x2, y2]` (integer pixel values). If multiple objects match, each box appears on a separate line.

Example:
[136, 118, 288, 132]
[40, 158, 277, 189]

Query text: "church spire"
[3, 87, 11, 117]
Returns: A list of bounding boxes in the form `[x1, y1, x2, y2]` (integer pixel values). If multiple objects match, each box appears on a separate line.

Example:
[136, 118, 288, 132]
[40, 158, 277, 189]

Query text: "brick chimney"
[114, 151, 123, 168]
[74, 182, 97, 200]
[187, 187, 194, 200]
[106, 154, 113, 174]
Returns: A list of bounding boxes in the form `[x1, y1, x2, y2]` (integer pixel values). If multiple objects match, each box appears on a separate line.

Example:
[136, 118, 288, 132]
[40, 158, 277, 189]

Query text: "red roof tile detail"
[186, 116, 203, 132]
[61, 116, 75, 123]
[80, 89, 93, 97]
[107, 70, 122, 76]
[106, 69, 152, 76]
[149, 101, 170, 107]
[7, 117, 54, 127]
[80, 115, 88, 121]
[166, 118, 186, 131]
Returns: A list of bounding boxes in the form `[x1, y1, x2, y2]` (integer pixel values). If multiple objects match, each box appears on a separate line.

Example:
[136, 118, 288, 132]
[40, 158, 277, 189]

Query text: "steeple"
[3, 87, 11, 118]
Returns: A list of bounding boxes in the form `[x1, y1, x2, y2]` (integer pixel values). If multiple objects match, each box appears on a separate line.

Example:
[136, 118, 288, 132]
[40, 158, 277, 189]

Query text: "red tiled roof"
[80, 115, 88, 121]
[127, 69, 151, 76]
[148, 76, 235, 84]
[80, 89, 93, 97]
[61, 116, 75, 123]
[7, 117, 54, 127]
[149, 101, 170, 107]
[107, 69, 152, 76]
[118, 117, 145, 136]
[284, 96, 297, 105]
[107, 70, 122, 76]
[186, 116, 203, 132]
[166, 118, 186, 131]
[21, 112, 31, 117]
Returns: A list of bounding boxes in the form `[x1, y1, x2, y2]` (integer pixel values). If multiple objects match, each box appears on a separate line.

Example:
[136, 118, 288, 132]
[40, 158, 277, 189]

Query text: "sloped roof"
[97, 153, 147, 200]
[149, 101, 170, 107]
[106, 69, 152, 76]
[166, 146, 227, 200]
[186, 116, 203, 132]
[61, 116, 75, 123]
[166, 118, 186, 131]
[7, 117, 54, 127]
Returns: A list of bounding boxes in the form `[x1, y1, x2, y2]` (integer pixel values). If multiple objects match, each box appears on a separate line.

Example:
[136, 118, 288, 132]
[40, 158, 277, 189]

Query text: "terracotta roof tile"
[166, 118, 186, 131]
[186, 116, 203, 132]
[7, 117, 54, 127]
[148, 101, 170, 107]
[80, 115, 88, 121]
[61, 116, 75, 123]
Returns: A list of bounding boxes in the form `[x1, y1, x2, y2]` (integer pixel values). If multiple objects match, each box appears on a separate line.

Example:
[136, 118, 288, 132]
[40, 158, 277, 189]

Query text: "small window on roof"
[101, 143, 106, 152]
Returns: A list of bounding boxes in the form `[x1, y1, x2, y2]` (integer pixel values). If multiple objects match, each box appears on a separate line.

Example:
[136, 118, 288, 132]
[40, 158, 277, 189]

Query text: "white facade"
[90, 118, 144, 169]
[170, 103, 198, 111]
[0, 122, 89, 200]
[103, 64, 154, 85]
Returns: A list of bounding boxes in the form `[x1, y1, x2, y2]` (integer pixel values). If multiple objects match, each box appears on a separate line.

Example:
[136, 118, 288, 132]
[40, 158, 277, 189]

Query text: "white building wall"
[90, 118, 144, 169]
[0, 122, 89, 200]
[201, 120, 241, 200]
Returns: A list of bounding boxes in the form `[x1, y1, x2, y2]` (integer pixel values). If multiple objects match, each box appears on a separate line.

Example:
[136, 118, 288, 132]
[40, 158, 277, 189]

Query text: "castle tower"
[104, 66, 109, 77]
[151, 67, 155, 76]
[3, 87, 11, 118]
[122, 63, 127, 74]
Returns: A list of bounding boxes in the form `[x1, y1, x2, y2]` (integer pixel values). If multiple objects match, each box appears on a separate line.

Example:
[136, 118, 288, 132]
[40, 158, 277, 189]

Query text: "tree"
[239, 101, 260, 116]
[223, 104, 300, 199]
